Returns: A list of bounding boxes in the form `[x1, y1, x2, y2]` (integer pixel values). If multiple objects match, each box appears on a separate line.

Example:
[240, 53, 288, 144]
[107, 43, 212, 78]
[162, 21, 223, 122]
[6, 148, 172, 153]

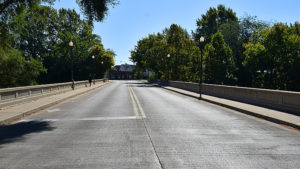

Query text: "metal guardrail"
[0, 79, 108, 107]
[166, 81, 300, 115]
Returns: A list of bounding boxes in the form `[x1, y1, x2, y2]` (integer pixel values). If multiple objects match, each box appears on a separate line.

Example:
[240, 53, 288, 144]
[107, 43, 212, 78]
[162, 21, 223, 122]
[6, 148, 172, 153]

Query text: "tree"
[0, 0, 118, 24]
[36, 8, 107, 83]
[130, 33, 168, 79]
[243, 22, 300, 91]
[0, 1, 116, 88]
[233, 16, 269, 86]
[193, 6, 269, 87]
[203, 32, 235, 84]
[0, 47, 45, 88]
[130, 24, 201, 81]
[77, 0, 119, 24]
[193, 5, 238, 46]
[88, 45, 115, 78]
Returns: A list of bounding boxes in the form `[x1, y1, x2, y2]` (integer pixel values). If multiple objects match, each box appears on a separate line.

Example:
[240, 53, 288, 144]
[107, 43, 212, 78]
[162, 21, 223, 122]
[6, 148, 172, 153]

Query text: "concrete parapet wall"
[0, 79, 108, 107]
[168, 81, 300, 115]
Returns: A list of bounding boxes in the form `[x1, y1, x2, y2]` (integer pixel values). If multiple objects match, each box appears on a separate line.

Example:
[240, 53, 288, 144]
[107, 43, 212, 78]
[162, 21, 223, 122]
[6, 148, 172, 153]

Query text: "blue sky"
[52, 0, 300, 65]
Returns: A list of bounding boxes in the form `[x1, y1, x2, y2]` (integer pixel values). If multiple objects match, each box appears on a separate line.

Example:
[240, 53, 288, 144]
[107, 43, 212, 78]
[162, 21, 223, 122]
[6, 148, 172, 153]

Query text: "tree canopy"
[243, 23, 300, 90]
[0, 2, 115, 88]
[193, 5, 238, 46]
[131, 24, 201, 81]
[203, 32, 235, 84]
[130, 5, 300, 91]
[0, 0, 118, 24]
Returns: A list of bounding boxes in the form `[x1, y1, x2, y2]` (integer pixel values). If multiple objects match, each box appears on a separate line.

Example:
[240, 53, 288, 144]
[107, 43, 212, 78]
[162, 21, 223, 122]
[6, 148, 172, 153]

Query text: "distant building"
[109, 64, 135, 80]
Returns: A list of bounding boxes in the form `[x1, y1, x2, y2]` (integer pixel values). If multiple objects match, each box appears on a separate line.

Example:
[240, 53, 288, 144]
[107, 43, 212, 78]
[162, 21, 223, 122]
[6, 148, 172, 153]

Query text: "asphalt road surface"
[1, 80, 300, 169]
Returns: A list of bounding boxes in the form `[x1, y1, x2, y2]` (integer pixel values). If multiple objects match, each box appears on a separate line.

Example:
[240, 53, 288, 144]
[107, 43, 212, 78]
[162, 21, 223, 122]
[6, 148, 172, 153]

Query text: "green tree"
[77, 0, 119, 24]
[88, 44, 114, 78]
[130, 24, 200, 81]
[130, 33, 168, 79]
[243, 22, 300, 91]
[0, 0, 117, 88]
[203, 32, 235, 84]
[234, 16, 268, 86]
[0, 47, 45, 88]
[193, 5, 238, 46]
[0, 0, 117, 24]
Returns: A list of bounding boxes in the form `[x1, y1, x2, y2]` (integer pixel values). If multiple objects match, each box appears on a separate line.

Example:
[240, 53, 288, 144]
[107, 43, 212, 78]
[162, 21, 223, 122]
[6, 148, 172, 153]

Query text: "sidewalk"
[0, 82, 110, 125]
[163, 86, 300, 130]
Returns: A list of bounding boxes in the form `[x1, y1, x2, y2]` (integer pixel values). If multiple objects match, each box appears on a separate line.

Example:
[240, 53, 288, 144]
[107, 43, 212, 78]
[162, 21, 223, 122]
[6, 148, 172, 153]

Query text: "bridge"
[0, 80, 300, 168]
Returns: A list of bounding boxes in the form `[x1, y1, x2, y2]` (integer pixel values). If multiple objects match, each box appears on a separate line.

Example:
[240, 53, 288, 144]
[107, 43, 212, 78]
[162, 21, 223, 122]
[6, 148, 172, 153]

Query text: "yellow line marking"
[130, 86, 146, 118]
[128, 85, 140, 117]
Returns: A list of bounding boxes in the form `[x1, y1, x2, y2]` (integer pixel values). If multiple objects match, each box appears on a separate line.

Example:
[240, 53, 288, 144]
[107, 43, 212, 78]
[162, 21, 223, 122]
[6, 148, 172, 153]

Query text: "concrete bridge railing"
[167, 81, 300, 115]
[0, 79, 108, 108]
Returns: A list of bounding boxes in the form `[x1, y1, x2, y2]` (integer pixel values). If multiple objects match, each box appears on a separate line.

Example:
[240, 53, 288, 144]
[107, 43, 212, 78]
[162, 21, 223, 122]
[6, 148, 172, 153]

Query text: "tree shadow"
[124, 82, 150, 85]
[134, 84, 161, 88]
[126, 82, 161, 88]
[0, 121, 55, 146]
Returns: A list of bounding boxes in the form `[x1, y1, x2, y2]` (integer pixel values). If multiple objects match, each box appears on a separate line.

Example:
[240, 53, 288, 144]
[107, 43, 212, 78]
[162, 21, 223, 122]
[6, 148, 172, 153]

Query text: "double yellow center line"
[128, 85, 146, 118]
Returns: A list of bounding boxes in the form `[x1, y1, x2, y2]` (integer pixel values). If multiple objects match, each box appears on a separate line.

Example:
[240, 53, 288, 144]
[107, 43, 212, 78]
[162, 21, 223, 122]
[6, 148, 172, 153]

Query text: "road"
[1, 80, 300, 169]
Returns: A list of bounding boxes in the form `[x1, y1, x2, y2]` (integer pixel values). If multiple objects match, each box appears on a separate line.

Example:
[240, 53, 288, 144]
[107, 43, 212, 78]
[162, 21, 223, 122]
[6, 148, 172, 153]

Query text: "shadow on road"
[0, 121, 55, 146]
[125, 82, 161, 88]
[134, 84, 161, 88]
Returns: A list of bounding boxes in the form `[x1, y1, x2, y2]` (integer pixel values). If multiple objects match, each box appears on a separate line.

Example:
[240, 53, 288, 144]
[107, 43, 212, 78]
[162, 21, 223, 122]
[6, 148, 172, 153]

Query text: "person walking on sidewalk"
[88, 74, 92, 86]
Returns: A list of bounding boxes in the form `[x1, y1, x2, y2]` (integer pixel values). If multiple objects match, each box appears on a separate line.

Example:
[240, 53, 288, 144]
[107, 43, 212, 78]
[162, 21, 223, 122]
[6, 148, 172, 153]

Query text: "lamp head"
[69, 41, 73, 47]
[199, 36, 205, 43]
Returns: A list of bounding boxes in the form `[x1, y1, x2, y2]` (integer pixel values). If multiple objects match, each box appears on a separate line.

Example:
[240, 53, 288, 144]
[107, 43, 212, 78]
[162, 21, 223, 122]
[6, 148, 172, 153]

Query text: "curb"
[0, 82, 110, 125]
[162, 86, 300, 130]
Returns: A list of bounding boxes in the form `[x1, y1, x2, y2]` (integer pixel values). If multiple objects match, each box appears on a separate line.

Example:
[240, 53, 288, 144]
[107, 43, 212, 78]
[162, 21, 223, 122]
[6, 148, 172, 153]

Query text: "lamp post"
[199, 36, 205, 99]
[91, 55, 95, 84]
[69, 41, 74, 90]
[101, 61, 104, 80]
[167, 54, 170, 83]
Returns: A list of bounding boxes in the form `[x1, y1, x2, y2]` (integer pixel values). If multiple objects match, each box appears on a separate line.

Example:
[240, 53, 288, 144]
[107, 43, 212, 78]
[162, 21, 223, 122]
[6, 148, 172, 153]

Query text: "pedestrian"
[88, 74, 92, 86]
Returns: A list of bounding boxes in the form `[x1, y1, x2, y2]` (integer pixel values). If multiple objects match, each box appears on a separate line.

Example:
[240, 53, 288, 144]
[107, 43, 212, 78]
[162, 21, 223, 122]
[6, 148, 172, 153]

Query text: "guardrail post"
[15, 91, 18, 98]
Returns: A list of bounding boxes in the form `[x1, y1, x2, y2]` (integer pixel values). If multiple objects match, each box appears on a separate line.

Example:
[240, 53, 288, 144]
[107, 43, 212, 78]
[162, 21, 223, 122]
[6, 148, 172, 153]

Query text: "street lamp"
[101, 61, 104, 80]
[199, 36, 205, 99]
[69, 41, 74, 90]
[167, 54, 170, 83]
[92, 55, 95, 59]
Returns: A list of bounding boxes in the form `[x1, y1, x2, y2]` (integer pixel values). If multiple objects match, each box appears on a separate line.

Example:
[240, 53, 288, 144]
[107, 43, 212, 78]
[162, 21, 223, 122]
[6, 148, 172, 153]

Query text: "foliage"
[243, 23, 300, 91]
[0, 3, 115, 88]
[130, 24, 200, 81]
[203, 32, 235, 84]
[193, 5, 238, 46]
[232, 16, 269, 86]
[129, 5, 299, 91]
[0, 47, 45, 88]
[0, 0, 118, 24]
[76, 0, 119, 24]
[193, 6, 269, 86]
[89, 45, 115, 78]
